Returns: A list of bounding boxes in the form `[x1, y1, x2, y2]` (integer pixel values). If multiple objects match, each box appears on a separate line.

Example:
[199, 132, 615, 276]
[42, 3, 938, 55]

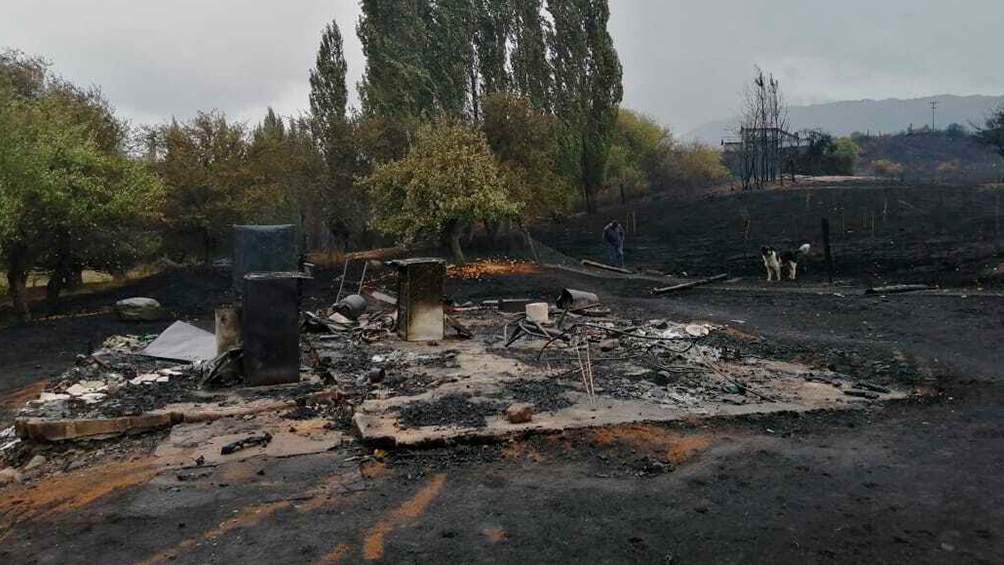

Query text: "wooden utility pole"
[821, 218, 834, 283]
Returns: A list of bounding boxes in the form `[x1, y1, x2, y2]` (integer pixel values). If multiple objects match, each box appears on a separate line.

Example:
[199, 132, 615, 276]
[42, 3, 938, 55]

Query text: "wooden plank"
[652, 273, 729, 295]
[865, 284, 932, 295]
[581, 259, 632, 274]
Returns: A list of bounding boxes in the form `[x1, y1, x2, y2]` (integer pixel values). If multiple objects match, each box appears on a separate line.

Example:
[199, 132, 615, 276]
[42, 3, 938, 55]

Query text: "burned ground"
[394, 394, 504, 430]
[498, 378, 574, 413]
[0, 182, 1003, 564]
[534, 182, 1004, 287]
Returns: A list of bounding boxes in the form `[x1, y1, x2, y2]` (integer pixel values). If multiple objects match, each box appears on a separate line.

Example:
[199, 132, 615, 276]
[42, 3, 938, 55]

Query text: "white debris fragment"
[78, 392, 107, 404]
[66, 381, 108, 397]
[659, 328, 685, 339]
[157, 368, 184, 377]
[685, 324, 711, 338]
[0, 426, 18, 453]
[371, 355, 386, 364]
[0, 439, 20, 454]
[130, 373, 161, 386]
[115, 297, 162, 321]
[36, 393, 71, 403]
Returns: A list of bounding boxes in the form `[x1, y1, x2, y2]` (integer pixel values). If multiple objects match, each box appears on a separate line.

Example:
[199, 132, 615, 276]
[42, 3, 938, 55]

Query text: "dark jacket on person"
[603, 222, 625, 247]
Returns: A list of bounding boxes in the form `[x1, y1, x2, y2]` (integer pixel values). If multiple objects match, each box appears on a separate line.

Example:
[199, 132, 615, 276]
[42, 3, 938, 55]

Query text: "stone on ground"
[0, 467, 22, 485]
[23, 455, 46, 471]
[115, 297, 162, 321]
[505, 403, 534, 424]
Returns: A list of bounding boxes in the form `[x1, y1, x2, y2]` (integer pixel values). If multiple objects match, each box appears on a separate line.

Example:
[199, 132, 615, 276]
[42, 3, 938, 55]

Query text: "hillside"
[686, 94, 1004, 144]
[855, 131, 1002, 181]
[534, 183, 1004, 287]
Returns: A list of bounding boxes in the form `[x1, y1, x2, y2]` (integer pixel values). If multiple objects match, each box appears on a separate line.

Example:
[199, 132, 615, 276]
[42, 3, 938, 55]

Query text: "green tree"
[547, 0, 622, 213]
[606, 109, 727, 199]
[609, 109, 672, 185]
[830, 136, 860, 174]
[0, 52, 163, 318]
[361, 116, 520, 263]
[870, 159, 903, 179]
[511, 0, 552, 112]
[974, 104, 1004, 169]
[481, 92, 568, 219]
[662, 142, 730, 195]
[604, 144, 647, 204]
[945, 122, 968, 141]
[474, 0, 512, 97]
[309, 17, 365, 250]
[248, 109, 325, 245]
[548, 0, 589, 188]
[309, 18, 349, 127]
[157, 111, 286, 266]
[358, 0, 436, 118]
[579, 0, 623, 209]
[604, 110, 666, 201]
[426, 0, 477, 116]
[353, 114, 415, 167]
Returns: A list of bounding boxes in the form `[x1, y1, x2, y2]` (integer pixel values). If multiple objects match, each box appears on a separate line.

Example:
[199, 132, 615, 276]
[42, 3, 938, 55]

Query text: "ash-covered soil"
[500, 378, 574, 412]
[394, 394, 503, 429]
[533, 183, 1004, 287]
[1, 181, 1003, 564]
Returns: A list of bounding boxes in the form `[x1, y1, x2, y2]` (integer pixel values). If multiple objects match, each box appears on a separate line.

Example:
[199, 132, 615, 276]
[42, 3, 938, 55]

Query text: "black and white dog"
[760, 243, 811, 281]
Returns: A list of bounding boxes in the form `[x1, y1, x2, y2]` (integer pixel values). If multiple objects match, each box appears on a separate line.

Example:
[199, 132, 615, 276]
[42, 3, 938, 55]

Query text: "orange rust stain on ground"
[139, 470, 357, 565]
[360, 460, 386, 480]
[724, 326, 759, 342]
[297, 470, 359, 514]
[361, 473, 447, 561]
[590, 424, 713, 465]
[319, 543, 351, 563]
[218, 461, 261, 483]
[0, 381, 47, 411]
[680, 415, 703, 427]
[665, 435, 713, 465]
[135, 500, 291, 565]
[501, 441, 543, 463]
[482, 528, 509, 543]
[913, 384, 942, 397]
[0, 457, 157, 528]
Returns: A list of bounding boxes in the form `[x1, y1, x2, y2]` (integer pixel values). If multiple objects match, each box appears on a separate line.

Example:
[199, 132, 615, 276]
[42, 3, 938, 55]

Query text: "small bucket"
[525, 302, 549, 324]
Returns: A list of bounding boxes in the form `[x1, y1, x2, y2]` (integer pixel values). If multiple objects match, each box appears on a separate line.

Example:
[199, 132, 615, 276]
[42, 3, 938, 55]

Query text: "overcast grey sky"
[4, 1, 1002, 134]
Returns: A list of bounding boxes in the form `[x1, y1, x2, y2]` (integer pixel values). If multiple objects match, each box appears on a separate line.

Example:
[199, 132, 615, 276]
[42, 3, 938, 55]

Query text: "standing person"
[602, 220, 626, 267]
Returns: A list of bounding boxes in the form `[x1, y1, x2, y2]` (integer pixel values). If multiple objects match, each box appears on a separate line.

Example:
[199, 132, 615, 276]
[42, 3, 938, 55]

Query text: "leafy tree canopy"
[0, 50, 163, 317]
[361, 116, 520, 262]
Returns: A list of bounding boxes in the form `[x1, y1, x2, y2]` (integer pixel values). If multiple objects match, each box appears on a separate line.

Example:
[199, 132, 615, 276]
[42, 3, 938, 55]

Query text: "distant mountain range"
[684, 94, 1004, 145]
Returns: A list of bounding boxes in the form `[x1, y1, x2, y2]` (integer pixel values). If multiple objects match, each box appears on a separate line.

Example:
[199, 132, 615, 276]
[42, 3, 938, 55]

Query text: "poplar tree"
[426, 0, 476, 116]
[511, 0, 552, 112]
[579, 0, 622, 211]
[309, 19, 348, 127]
[474, 0, 511, 97]
[358, 0, 436, 118]
[546, 0, 621, 213]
